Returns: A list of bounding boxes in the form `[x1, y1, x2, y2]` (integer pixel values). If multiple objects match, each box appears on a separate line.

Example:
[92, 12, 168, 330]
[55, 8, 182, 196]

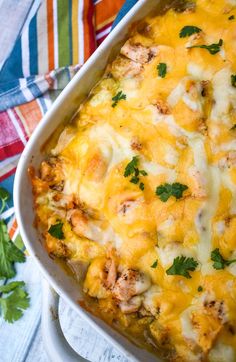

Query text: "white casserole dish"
[14, 0, 161, 360]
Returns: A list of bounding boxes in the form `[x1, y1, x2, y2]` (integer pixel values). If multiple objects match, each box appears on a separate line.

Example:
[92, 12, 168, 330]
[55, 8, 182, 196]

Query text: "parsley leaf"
[0, 187, 10, 214]
[124, 157, 148, 190]
[187, 39, 223, 55]
[124, 156, 139, 177]
[48, 222, 65, 240]
[179, 25, 202, 38]
[112, 91, 126, 108]
[0, 220, 25, 278]
[0, 285, 30, 323]
[166, 256, 198, 279]
[0, 281, 25, 293]
[231, 74, 236, 87]
[230, 124, 236, 130]
[151, 260, 158, 268]
[211, 248, 236, 270]
[229, 15, 235, 20]
[157, 63, 167, 78]
[139, 182, 145, 191]
[155, 182, 188, 202]
[197, 286, 203, 292]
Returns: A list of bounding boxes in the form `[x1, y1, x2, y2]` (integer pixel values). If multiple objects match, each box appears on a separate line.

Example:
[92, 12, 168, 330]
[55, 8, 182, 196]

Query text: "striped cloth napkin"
[0, 0, 139, 360]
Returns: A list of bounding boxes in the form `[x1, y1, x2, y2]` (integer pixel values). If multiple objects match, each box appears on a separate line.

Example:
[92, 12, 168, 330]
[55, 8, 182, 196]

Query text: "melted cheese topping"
[31, 1, 236, 361]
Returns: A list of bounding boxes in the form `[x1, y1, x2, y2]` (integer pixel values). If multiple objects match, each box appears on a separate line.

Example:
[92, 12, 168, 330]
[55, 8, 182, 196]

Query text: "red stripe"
[97, 33, 109, 45]
[0, 167, 17, 182]
[96, 21, 113, 35]
[0, 141, 24, 162]
[88, 0, 96, 53]
[12, 109, 29, 142]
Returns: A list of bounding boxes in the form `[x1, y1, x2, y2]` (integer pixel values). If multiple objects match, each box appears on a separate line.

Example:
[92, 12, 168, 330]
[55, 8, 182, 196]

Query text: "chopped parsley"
[228, 15, 235, 20]
[179, 25, 202, 38]
[231, 74, 236, 87]
[48, 222, 65, 240]
[155, 182, 188, 202]
[139, 182, 145, 191]
[211, 248, 236, 270]
[124, 156, 148, 190]
[151, 260, 158, 268]
[187, 39, 223, 55]
[112, 91, 126, 108]
[166, 256, 198, 279]
[157, 63, 167, 78]
[198, 286, 203, 292]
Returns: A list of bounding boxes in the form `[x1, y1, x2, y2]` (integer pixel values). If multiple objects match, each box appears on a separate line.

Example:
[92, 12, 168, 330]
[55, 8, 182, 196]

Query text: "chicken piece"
[104, 257, 117, 289]
[130, 136, 142, 151]
[120, 40, 158, 64]
[39, 157, 64, 190]
[67, 209, 89, 237]
[155, 99, 171, 115]
[109, 56, 143, 79]
[119, 295, 142, 314]
[112, 269, 151, 302]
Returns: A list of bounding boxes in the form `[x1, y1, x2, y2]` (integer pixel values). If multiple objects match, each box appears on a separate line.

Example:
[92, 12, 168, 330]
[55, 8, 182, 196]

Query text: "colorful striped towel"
[0, 0, 140, 360]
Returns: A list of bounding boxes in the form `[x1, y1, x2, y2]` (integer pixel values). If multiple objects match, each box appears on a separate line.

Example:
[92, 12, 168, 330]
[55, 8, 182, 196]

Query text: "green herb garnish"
[0, 220, 25, 279]
[139, 182, 145, 191]
[229, 15, 235, 20]
[112, 91, 126, 108]
[0, 187, 29, 323]
[179, 25, 202, 38]
[166, 256, 198, 279]
[157, 63, 167, 78]
[155, 182, 188, 202]
[124, 157, 148, 190]
[211, 248, 236, 270]
[48, 222, 65, 240]
[198, 286, 203, 292]
[231, 74, 236, 87]
[0, 187, 10, 214]
[0, 282, 30, 323]
[187, 39, 223, 55]
[151, 260, 158, 268]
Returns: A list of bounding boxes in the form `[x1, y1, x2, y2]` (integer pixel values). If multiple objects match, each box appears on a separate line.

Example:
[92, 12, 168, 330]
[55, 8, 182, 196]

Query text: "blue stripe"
[112, 0, 138, 29]
[0, 174, 14, 210]
[27, 76, 41, 98]
[37, 95, 48, 114]
[0, 38, 23, 82]
[29, 14, 38, 75]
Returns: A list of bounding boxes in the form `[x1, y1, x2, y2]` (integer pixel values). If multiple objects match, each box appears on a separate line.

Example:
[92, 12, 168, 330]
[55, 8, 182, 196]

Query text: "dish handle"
[42, 279, 89, 362]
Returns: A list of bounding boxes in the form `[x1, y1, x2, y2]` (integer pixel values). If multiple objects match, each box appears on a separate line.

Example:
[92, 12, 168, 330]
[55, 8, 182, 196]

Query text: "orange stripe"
[47, 0, 55, 70]
[95, 0, 125, 30]
[9, 219, 18, 239]
[17, 101, 43, 136]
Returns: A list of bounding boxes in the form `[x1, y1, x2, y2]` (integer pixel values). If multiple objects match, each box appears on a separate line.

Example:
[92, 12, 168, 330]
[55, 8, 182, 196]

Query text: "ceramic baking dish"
[14, 0, 161, 361]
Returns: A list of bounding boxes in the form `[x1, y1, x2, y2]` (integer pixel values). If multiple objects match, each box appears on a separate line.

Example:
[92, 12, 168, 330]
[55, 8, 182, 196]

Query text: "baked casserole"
[31, 0, 236, 360]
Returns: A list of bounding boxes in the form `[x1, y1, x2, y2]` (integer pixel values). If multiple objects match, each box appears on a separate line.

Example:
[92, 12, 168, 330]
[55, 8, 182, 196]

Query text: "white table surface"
[0, 256, 130, 362]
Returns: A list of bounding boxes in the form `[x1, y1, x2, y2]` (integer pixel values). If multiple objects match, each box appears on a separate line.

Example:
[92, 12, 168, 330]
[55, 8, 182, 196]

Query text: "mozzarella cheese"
[31, 1, 236, 361]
